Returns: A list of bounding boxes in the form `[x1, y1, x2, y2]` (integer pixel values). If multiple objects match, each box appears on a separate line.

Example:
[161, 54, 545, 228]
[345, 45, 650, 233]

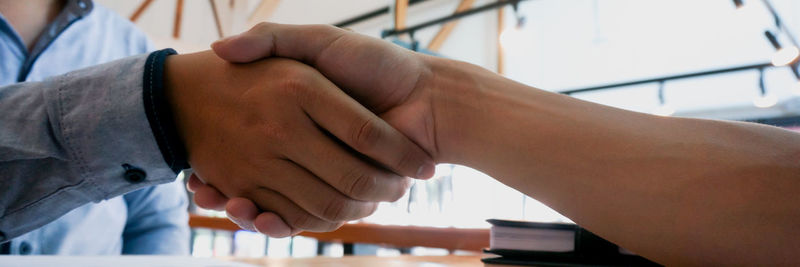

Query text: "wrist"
[162, 51, 249, 168]
[424, 56, 498, 165]
[162, 53, 194, 154]
[143, 49, 190, 173]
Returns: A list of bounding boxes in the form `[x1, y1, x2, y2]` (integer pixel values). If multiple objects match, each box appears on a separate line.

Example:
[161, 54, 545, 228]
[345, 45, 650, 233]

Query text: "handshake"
[160, 22, 800, 266]
[172, 23, 450, 237]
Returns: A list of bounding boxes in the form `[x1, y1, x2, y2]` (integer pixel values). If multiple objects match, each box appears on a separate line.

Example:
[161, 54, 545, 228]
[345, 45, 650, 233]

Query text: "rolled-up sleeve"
[0, 52, 177, 241]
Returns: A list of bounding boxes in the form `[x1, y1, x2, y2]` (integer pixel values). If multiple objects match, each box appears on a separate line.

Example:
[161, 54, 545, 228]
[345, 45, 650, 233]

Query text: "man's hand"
[187, 173, 298, 235]
[188, 23, 800, 267]
[212, 23, 440, 155]
[190, 23, 453, 236]
[167, 51, 434, 236]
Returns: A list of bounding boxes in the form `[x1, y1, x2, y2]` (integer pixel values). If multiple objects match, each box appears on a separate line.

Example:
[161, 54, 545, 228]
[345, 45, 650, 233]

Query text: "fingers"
[243, 185, 344, 233]
[190, 185, 303, 237]
[189, 173, 228, 211]
[226, 198, 299, 238]
[186, 173, 203, 193]
[212, 23, 348, 65]
[285, 114, 413, 202]
[211, 23, 438, 166]
[190, 168, 357, 236]
[298, 69, 435, 179]
[225, 197, 260, 232]
[190, 176, 292, 237]
[191, 175, 295, 237]
[211, 23, 425, 113]
[252, 212, 294, 238]
[261, 159, 380, 223]
[191, 169, 349, 236]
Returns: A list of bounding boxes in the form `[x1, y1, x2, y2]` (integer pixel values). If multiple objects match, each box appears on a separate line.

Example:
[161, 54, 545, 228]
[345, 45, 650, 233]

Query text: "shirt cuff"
[0, 54, 182, 241]
[142, 49, 189, 174]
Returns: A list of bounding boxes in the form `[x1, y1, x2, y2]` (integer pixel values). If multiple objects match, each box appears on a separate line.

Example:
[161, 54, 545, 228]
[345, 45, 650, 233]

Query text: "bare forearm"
[428, 56, 800, 265]
[202, 22, 800, 262]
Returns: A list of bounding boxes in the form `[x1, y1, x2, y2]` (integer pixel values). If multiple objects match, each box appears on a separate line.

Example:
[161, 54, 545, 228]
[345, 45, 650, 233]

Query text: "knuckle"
[310, 24, 338, 34]
[321, 197, 355, 222]
[280, 70, 313, 93]
[351, 117, 382, 152]
[365, 202, 379, 217]
[395, 148, 418, 174]
[255, 121, 292, 147]
[270, 120, 293, 137]
[288, 213, 318, 231]
[388, 177, 412, 202]
[276, 67, 320, 100]
[239, 188, 262, 202]
[343, 168, 378, 200]
[238, 103, 292, 145]
[290, 214, 338, 232]
[253, 22, 270, 31]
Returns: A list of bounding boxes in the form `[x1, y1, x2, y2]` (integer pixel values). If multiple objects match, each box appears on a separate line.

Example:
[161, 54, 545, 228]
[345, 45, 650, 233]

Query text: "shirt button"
[78, 1, 87, 9]
[122, 164, 147, 183]
[19, 242, 32, 255]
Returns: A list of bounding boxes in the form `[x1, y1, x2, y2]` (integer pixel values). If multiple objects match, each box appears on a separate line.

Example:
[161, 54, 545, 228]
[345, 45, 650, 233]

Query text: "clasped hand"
[168, 24, 441, 237]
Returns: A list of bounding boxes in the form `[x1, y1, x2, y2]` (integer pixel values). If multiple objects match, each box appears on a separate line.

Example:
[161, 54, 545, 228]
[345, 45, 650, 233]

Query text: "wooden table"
[233, 255, 503, 267]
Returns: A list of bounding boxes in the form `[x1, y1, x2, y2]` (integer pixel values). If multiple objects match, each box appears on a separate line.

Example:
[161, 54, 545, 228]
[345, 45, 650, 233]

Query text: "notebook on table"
[482, 219, 660, 266]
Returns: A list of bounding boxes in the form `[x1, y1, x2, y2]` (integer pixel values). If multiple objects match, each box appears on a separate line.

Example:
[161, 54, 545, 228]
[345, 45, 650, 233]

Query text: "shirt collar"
[16, 0, 94, 82]
[63, 0, 94, 19]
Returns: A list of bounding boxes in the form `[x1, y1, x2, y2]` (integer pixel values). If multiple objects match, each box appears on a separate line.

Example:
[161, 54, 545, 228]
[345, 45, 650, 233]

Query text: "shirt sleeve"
[0, 50, 183, 242]
[121, 180, 190, 255]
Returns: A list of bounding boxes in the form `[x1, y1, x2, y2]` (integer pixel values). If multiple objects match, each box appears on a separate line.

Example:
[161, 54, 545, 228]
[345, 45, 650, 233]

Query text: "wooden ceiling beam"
[209, 0, 224, 38]
[497, 7, 504, 75]
[211, 0, 249, 38]
[427, 0, 475, 52]
[394, 0, 409, 30]
[129, 0, 154, 22]
[173, 0, 184, 38]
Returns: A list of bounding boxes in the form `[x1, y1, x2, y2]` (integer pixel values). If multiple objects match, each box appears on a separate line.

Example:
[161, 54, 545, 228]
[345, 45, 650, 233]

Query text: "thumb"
[210, 32, 267, 63]
[210, 22, 424, 113]
[211, 22, 348, 65]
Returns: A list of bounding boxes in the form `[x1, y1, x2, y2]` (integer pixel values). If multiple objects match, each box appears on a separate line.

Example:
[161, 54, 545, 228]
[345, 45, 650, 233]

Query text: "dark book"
[481, 219, 661, 266]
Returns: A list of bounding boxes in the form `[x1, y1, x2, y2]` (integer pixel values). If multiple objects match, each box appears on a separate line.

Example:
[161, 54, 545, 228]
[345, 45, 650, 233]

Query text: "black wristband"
[143, 48, 189, 174]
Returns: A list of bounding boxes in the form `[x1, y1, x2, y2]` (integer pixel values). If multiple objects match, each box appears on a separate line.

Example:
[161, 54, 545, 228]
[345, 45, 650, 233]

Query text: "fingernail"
[416, 163, 436, 179]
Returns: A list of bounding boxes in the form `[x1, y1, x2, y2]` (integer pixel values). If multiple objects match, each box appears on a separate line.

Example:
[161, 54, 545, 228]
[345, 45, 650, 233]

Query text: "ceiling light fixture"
[765, 31, 800, 66]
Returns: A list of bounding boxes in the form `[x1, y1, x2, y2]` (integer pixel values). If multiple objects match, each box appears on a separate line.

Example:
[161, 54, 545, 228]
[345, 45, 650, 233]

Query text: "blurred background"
[95, 0, 800, 259]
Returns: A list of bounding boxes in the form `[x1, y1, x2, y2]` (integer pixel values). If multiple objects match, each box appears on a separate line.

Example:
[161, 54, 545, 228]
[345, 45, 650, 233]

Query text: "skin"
[195, 23, 800, 265]
[165, 51, 434, 234]
[0, 0, 63, 51]
[1, 1, 435, 237]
